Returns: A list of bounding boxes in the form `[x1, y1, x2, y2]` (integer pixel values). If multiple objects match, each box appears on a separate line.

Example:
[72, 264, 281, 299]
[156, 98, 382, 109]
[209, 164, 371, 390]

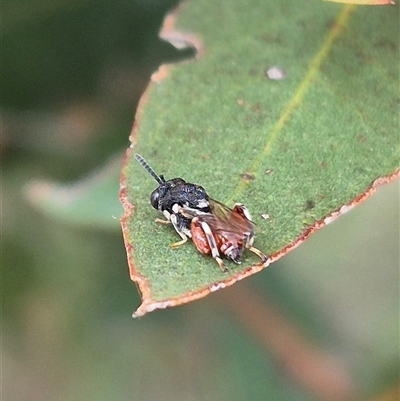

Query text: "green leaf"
[121, 1, 399, 316]
[323, 0, 394, 5]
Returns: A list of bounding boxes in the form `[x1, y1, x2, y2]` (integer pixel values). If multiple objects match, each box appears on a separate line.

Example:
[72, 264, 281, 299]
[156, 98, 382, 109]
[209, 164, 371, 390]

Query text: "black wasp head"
[150, 177, 186, 211]
[149, 174, 165, 210]
[150, 188, 160, 210]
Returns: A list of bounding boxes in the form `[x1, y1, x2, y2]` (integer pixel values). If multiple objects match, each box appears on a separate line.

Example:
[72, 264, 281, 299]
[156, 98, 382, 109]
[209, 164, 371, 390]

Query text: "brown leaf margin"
[120, 138, 399, 317]
[323, 0, 395, 4]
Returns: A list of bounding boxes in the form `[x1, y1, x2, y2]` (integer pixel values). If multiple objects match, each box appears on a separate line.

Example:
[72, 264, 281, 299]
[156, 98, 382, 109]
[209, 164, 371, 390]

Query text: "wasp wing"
[180, 199, 258, 239]
[209, 199, 257, 235]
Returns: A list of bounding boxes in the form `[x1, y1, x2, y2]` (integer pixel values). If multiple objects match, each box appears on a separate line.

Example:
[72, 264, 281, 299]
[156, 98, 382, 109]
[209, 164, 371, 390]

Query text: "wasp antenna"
[134, 153, 165, 184]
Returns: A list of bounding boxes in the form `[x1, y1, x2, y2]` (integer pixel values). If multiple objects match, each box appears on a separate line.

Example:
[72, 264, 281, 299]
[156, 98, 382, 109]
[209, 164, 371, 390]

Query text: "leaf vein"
[227, 4, 355, 203]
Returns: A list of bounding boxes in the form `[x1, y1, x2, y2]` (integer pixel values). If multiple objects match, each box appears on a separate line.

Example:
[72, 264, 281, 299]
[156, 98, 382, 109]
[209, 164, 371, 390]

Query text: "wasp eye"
[150, 189, 160, 210]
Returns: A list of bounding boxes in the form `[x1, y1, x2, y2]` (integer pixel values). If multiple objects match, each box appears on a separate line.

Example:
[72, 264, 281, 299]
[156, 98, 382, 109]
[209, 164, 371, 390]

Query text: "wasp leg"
[233, 204, 257, 246]
[170, 235, 188, 248]
[232, 203, 253, 221]
[155, 218, 171, 225]
[232, 204, 267, 264]
[237, 232, 254, 253]
[169, 213, 188, 248]
[248, 246, 268, 263]
[156, 209, 173, 225]
[215, 256, 228, 273]
[199, 220, 227, 273]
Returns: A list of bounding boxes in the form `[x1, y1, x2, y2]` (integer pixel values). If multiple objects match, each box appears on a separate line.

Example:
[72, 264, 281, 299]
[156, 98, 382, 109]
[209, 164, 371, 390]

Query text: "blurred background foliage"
[3, 1, 399, 400]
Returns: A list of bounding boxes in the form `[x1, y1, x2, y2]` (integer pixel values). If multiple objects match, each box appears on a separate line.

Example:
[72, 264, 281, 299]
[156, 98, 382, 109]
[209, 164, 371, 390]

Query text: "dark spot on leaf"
[325, 19, 336, 30]
[304, 200, 315, 210]
[248, 68, 258, 77]
[240, 172, 255, 181]
[355, 167, 367, 175]
[260, 34, 282, 44]
[374, 40, 397, 51]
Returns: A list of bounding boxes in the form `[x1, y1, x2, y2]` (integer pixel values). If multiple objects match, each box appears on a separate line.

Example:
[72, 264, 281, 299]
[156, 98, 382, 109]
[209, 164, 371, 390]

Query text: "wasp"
[135, 154, 267, 272]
